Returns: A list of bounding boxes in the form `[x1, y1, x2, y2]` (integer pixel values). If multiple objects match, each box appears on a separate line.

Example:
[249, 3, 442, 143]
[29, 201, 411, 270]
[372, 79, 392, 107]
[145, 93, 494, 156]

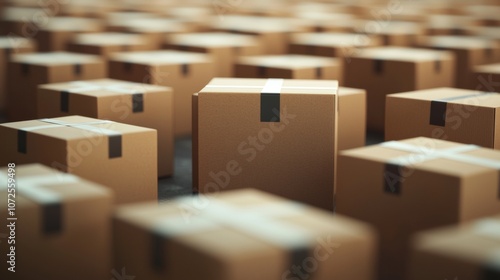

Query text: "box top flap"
[11, 52, 103, 66]
[389, 88, 500, 108]
[169, 32, 259, 48]
[72, 32, 146, 46]
[238, 55, 339, 69]
[352, 47, 453, 62]
[292, 32, 382, 47]
[110, 50, 211, 64]
[420, 35, 498, 50]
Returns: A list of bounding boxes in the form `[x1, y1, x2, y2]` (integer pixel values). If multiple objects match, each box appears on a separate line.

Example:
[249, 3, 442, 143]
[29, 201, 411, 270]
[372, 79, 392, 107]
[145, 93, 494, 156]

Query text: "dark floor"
[159, 132, 385, 201]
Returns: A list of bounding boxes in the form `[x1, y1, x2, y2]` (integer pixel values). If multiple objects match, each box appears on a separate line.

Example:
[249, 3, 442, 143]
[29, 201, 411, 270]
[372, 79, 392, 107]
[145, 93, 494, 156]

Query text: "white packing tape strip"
[20, 119, 119, 136]
[261, 78, 284, 93]
[0, 172, 79, 204]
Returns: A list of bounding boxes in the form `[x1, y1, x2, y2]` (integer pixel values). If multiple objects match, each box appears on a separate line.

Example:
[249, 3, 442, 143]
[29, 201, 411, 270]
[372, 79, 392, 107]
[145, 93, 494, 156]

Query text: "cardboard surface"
[113, 189, 377, 280]
[37, 17, 104, 51]
[37, 79, 174, 177]
[473, 63, 500, 93]
[0, 116, 158, 204]
[386, 88, 500, 149]
[195, 78, 338, 210]
[109, 50, 215, 136]
[68, 32, 153, 57]
[0, 163, 113, 280]
[344, 47, 455, 132]
[408, 215, 500, 280]
[6, 52, 107, 121]
[337, 137, 500, 280]
[167, 32, 263, 77]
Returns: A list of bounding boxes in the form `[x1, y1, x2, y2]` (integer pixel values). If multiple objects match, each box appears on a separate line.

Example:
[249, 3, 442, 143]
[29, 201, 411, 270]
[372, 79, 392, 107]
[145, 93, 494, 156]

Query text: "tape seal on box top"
[383, 163, 402, 195]
[374, 59, 383, 74]
[17, 130, 27, 153]
[261, 79, 283, 122]
[74, 64, 82, 76]
[316, 67, 322, 78]
[258, 66, 267, 77]
[21, 63, 29, 75]
[290, 246, 311, 274]
[43, 202, 63, 234]
[181, 64, 189, 76]
[108, 135, 122, 158]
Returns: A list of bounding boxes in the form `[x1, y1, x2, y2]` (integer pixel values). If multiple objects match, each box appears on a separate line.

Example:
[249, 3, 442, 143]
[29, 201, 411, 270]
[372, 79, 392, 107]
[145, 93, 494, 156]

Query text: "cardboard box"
[386, 88, 500, 148]
[235, 54, 343, 83]
[473, 63, 500, 93]
[418, 35, 500, 89]
[37, 17, 104, 51]
[166, 32, 263, 77]
[211, 15, 306, 54]
[124, 18, 194, 49]
[68, 32, 153, 58]
[0, 163, 113, 280]
[37, 79, 174, 177]
[109, 50, 215, 136]
[105, 11, 157, 32]
[425, 15, 481, 36]
[344, 47, 455, 132]
[113, 189, 377, 280]
[7, 52, 107, 121]
[353, 21, 425, 47]
[408, 216, 500, 280]
[193, 78, 338, 210]
[294, 12, 357, 33]
[337, 137, 500, 280]
[289, 33, 383, 58]
[0, 36, 36, 113]
[465, 26, 500, 43]
[0, 7, 39, 36]
[0, 116, 158, 204]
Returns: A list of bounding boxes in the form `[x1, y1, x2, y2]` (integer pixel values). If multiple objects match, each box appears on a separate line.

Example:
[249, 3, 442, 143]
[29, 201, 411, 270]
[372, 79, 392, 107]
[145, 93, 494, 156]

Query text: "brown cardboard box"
[0, 116, 158, 204]
[294, 12, 357, 33]
[0, 7, 40, 36]
[0, 163, 113, 280]
[109, 50, 215, 136]
[211, 15, 307, 54]
[124, 18, 194, 49]
[418, 35, 500, 89]
[353, 21, 425, 46]
[7, 52, 107, 121]
[386, 88, 500, 148]
[344, 47, 455, 132]
[193, 78, 338, 210]
[166, 32, 263, 77]
[37, 17, 104, 51]
[289, 33, 383, 59]
[235, 54, 343, 83]
[337, 137, 500, 280]
[105, 11, 158, 32]
[68, 32, 153, 57]
[473, 63, 500, 93]
[37, 79, 174, 177]
[113, 189, 377, 280]
[425, 15, 481, 36]
[408, 216, 500, 280]
[465, 26, 500, 43]
[0, 36, 35, 113]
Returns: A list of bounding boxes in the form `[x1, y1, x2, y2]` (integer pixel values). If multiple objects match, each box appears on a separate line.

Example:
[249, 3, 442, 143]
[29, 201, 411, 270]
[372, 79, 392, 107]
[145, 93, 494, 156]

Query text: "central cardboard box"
[194, 78, 338, 210]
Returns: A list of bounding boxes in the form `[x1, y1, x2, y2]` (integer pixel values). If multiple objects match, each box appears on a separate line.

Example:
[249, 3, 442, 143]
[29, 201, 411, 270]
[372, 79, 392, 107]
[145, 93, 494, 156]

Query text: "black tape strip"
[21, 63, 29, 75]
[43, 202, 62, 234]
[481, 265, 500, 280]
[181, 64, 189, 76]
[124, 62, 132, 72]
[374, 60, 383, 74]
[151, 232, 165, 272]
[60, 91, 70, 112]
[132, 93, 144, 113]
[316, 67, 322, 78]
[384, 163, 402, 195]
[434, 60, 441, 73]
[258, 66, 267, 77]
[260, 93, 280, 122]
[429, 100, 447, 127]
[17, 130, 27, 154]
[74, 64, 82, 76]
[108, 135, 122, 158]
[290, 247, 311, 278]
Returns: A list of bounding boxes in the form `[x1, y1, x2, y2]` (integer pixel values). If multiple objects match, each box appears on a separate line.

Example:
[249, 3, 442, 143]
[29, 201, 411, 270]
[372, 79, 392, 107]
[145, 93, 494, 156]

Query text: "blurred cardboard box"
[211, 15, 307, 54]
[418, 36, 500, 89]
[386, 88, 500, 148]
[37, 17, 104, 51]
[0, 36, 36, 114]
[294, 12, 357, 33]
[408, 216, 500, 280]
[109, 50, 214, 136]
[0, 7, 40, 36]
[337, 137, 500, 280]
[193, 78, 338, 210]
[290, 32, 383, 58]
[0, 163, 113, 280]
[37, 79, 174, 177]
[235, 54, 343, 83]
[6, 52, 106, 121]
[0, 116, 158, 204]
[344, 47, 455, 132]
[113, 189, 377, 280]
[166, 32, 263, 77]
[425, 15, 481, 36]
[123, 18, 195, 49]
[353, 21, 425, 46]
[465, 26, 500, 43]
[473, 63, 500, 93]
[58, 0, 117, 18]
[105, 11, 158, 32]
[68, 32, 153, 58]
